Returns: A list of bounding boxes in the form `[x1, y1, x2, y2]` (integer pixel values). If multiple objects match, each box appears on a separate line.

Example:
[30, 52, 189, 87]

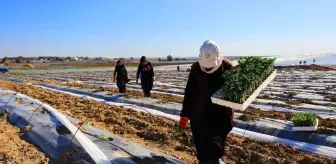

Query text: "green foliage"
[167, 55, 173, 61]
[41, 108, 48, 115]
[99, 134, 109, 141]
[83, 119, 90, 125]
[173, 122, 187, 136]
[292, 112, 317, 127]
[221, 57, 276, 103]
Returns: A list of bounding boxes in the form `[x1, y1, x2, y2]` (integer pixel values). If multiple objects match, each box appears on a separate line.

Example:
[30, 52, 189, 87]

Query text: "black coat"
[114, 64, 128, 81]
[181, 59, 234, 120]
[136, 62, 154, 80]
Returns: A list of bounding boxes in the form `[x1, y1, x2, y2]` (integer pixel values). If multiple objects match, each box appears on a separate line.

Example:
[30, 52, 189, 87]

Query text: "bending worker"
[113, 60, 129, 93]
[179, 40, 234, 164]
[136, 56, 155, 97]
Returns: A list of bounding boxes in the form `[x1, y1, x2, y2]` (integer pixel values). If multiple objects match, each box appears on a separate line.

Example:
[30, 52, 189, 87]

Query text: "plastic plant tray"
[292, 119, 319, 131]
[293, 119, 318, 131]
[211, 70, 277, 111]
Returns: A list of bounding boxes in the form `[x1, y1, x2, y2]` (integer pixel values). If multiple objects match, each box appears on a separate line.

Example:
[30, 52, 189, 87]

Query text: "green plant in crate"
[292, 112, 317, 127]
[221, 57, 276, 103]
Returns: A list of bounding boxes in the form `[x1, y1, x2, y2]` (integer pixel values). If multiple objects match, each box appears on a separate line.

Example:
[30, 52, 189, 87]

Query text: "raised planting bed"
[212, 57, 277, 111]
[2, 81, 336, 163]
[292, 112, 319, 131]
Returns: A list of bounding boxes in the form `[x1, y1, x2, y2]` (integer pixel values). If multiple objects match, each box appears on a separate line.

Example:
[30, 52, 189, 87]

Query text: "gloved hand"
[153, 76, 156, 81]
[179, 117, 188, 130]
[112, 77, 116, 82]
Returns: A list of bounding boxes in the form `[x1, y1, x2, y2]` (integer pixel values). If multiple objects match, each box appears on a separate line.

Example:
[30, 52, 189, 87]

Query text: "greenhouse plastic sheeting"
[234, 119, 336, 148]
[232, 127, 336, 159]
[35, 85, 180, 121]
[36, 83, 183, 116]
[0, 89, 184, 164]
[82, 81, 184, 95]
[34, 83, 336, 159]
[36, 83, 336, 147]
[0, 90, 95, 163]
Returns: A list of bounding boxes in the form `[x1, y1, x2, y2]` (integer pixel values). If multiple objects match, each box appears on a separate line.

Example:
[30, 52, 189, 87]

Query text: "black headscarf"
[140, 56, 146, 63]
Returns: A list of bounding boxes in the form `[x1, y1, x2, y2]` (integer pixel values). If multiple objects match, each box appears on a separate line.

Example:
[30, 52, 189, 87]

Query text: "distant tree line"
[165, 55, 186, 61]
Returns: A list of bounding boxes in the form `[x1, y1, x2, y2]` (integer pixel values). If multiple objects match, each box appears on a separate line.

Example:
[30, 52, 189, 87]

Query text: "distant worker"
[179, 40, 234, 164]
[313, 59, 316, 64]
[177, 65, 180, 72]
[113, 60, 129, 93]
[303, 60, 307, 64]
[299, 61, 302, 65]
[136, 56, 155, 97]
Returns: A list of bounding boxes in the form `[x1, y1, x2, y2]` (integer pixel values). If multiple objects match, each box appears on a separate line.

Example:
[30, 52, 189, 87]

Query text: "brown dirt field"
[0, 112, 49, 164]
[325, 95, 336, 102]
[0, 81, 335, 164]
[28, 79, 185, 104]
[258, 95, 308, 105]
[128, 82, 185, 90]
[275, 64, 335, 71]
[239, 107, 294, 121]
[258, 94, 336, 107]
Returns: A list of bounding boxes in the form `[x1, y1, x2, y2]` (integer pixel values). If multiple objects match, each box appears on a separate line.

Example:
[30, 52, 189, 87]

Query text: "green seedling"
[292, 112, 317, 127]
[173, 122, 187, 137]
[99, 134, 109, 141]
[41, 108, 48, 115]
[82, 119, 90, 126]
[221, 57, 276, 103]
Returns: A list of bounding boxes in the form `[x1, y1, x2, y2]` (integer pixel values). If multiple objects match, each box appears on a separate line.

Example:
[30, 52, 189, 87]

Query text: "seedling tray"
[211, 70, 277, 111]
[292, 119, 319, 131]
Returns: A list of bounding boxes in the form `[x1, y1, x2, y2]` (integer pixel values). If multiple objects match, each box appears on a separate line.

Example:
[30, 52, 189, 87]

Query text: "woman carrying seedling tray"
[136, 56, 155, 97]
[179, 40, 234, 164]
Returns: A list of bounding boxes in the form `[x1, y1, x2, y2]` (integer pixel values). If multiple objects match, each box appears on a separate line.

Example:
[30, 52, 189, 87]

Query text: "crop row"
[1, 81, 335, 164]
[238, 107, 335, 130]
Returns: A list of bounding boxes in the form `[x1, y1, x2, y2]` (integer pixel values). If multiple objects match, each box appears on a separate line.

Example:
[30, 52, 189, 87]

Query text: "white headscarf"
[198, 40, 223, 74]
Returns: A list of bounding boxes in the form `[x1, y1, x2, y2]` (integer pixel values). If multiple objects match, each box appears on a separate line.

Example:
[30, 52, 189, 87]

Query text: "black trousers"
[190, 105, 233, 163]
[116, 79, 126, 93]
[141, 77, 153, 97]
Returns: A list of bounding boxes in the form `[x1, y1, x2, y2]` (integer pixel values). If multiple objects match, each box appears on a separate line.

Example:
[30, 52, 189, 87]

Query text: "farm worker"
[179, 40, 234, 164]
[177, 65, 180, 72]
[113, 60, 129, 93]
[136, 56, 155, 97]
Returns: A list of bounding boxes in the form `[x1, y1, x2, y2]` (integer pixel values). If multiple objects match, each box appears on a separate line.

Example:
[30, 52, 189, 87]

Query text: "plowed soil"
[275, 64, 335, 71]
[0, 112, 49, 164]
[28, 79, 185, 103]
[258, 94, 336, 107]
[0, 81, 335, 164]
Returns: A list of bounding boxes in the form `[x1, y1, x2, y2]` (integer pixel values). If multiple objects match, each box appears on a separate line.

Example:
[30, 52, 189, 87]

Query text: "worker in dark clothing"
[179, 40, 234, 164]
[113, 60, 129, 93]
[136, 56, 155, 97]
[313, 59, 316, 64]
[177, 66, 180, 72]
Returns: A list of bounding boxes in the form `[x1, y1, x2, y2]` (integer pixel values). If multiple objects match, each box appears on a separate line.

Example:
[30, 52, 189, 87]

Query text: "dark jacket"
[181, 59, 234, 120]
[114, 64, 128, 81]
[136, 62, 154, 80]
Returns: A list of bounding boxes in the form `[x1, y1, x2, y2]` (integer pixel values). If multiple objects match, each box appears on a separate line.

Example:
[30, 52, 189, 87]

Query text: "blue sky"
[0, 0, 335, 58]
